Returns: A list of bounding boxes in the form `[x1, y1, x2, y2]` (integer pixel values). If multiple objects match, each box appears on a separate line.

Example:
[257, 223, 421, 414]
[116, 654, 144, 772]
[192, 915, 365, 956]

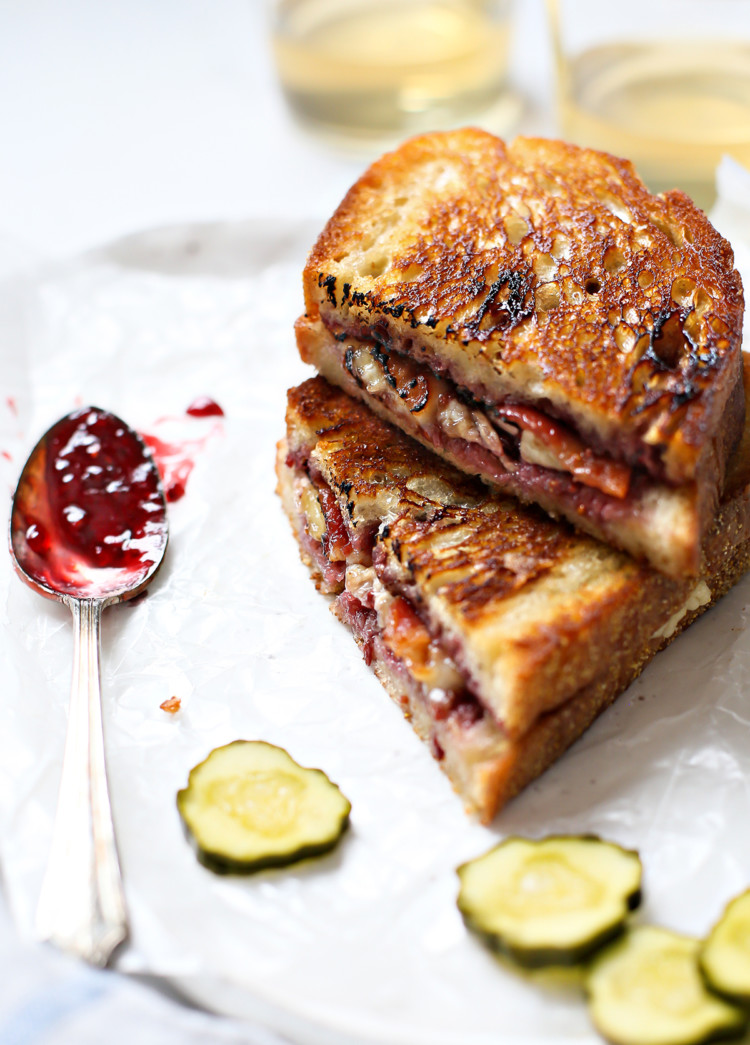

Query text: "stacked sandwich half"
[276, 129, 748, 822]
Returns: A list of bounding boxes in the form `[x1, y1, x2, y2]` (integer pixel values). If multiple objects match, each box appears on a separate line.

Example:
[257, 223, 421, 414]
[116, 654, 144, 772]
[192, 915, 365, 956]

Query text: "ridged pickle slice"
[456, 835, 642, 967]
[177, 740, 351, 874]
[700, 889, 750, 1005]
[586, 926, 747, 1045]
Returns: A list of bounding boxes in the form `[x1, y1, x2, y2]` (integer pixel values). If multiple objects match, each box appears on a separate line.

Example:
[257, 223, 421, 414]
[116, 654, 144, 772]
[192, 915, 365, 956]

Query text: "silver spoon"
[9, 405, 168, 967]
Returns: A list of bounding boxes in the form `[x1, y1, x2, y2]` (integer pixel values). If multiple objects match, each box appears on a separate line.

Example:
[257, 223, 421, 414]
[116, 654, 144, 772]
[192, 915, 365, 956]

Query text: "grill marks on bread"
[305, 130, 744, 487]
[380, 501, 575, 624]
[287, 375, 484, 530]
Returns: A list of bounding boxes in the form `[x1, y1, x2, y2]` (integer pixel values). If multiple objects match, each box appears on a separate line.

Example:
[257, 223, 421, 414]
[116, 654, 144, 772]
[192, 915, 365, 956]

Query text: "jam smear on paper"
[186, 396, 224, 418]
[141, 434, 194, 503]
[141, 401, 224, 503]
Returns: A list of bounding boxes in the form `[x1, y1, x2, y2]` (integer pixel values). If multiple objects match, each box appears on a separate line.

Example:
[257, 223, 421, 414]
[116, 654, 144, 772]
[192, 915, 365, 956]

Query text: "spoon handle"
[35, 598, 128, 966]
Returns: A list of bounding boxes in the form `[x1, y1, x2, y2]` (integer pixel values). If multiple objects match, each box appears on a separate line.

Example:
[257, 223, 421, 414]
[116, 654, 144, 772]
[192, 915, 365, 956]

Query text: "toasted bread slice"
[276, 370, 750, 820]
[300, 129, 745, 577]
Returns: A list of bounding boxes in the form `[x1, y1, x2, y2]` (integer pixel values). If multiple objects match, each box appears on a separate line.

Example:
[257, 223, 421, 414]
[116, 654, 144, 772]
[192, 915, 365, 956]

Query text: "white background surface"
[0, 0, 552, 260]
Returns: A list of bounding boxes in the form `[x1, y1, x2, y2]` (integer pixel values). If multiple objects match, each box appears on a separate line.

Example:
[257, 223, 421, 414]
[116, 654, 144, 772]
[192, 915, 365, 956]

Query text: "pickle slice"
[700, 889, 750, 1005]
[456, 834, 642, 967]
[587, 926, 747, 1045]
[177, 740, 351, 874]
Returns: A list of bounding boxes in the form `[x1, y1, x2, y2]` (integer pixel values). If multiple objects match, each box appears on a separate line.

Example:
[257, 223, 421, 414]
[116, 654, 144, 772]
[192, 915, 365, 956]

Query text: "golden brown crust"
[479, 533, 750, 822]
[303, 128, 744, 490]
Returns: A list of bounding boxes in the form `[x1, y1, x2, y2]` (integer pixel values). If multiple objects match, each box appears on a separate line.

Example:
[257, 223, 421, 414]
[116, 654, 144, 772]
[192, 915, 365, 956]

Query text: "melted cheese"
[652, 581, 711, 640]
[298, 478, 326, 541]
[519, 428, 567, 472]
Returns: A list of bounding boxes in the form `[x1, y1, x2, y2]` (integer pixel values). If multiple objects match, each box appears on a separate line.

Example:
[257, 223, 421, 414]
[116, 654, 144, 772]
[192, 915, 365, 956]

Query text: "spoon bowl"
[9, 405, 168, 966]
[11, 405, 168, 603]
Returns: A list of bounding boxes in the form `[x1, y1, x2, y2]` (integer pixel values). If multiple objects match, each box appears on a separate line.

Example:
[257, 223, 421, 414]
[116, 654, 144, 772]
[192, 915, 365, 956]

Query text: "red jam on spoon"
[11, 406, 168, 600]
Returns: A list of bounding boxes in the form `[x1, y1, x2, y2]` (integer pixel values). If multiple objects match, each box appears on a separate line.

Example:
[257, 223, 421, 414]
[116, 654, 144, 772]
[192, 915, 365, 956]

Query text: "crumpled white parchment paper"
[1, 169, 750, 1045]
